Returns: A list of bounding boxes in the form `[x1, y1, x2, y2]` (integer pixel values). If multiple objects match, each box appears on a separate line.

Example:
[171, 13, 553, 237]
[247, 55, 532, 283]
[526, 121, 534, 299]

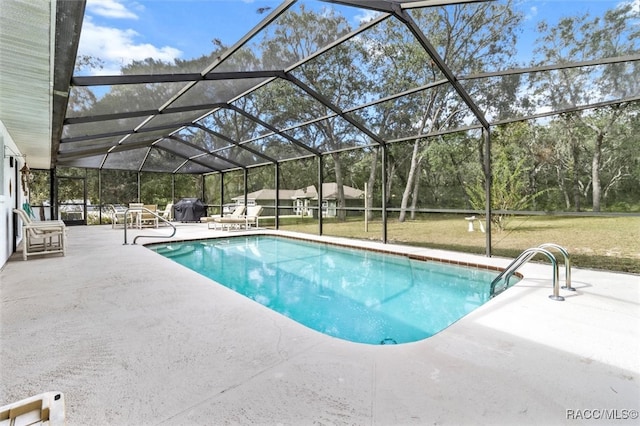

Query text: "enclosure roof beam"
[393, 6, 491, 129]
[342, 79, 449, 116]
[191, 123, 278, 164]
[320, 0, 396, 13]
[399, 0, 493, 8]
[57, 138, 159, 160]
[386, 123, 484, 145]
[71, 70, 287, 87]
[131, 143, 210, 174]
[51, 0, 86, 168]
[152, 144, 223, 173]
[320, 0, 491, 13]
[60, 120, 195, 144]
[128, 0, 296, 121]
[209, 78, 449, 149]
[64, 103, 227, 125]
[284, 73, 388, 147]
[491, 96, 640, 127]
[170, 135, 246, 169]
[284, 9, 391, 73]
[224, 104, 322, 156]
[164, 133, 258, 168]
[460, 54, 640, 81]
[162, 134, 219, 157]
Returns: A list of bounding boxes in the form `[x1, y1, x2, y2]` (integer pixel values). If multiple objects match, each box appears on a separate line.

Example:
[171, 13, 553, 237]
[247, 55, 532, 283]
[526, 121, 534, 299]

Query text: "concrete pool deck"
[1, 223, 639, 425]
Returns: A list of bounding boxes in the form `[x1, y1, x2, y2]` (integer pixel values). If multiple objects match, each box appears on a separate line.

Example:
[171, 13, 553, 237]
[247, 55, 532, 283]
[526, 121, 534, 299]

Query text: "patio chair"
[159, 203, 174, 223]
[140, 204, 158, 228]
[128, 203, 146, 229]
[108, 204, 129, 229]
[13, 208, 67, 260]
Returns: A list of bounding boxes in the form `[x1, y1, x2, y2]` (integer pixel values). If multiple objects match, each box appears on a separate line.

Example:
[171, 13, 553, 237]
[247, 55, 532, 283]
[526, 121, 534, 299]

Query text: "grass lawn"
[268, 214, 640, 274]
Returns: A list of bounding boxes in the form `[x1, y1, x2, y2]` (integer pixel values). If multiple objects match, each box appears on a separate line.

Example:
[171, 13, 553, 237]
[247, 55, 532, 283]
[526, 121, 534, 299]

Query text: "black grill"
[173, 198, 207, 222]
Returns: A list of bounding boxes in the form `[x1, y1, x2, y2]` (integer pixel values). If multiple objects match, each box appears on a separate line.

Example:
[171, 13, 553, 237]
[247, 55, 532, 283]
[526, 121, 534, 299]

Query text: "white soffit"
[0, 0, 53, 169]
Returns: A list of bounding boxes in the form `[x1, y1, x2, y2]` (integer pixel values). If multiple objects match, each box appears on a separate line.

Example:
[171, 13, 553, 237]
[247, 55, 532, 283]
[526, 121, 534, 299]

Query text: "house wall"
[234, 198, 297, 217]
[258, 200, 296, 217]
[258, 200, 295, 216]
[345, 198, 364, 216]
[1, 121, 26, 268]
[322, 199, 364, 217]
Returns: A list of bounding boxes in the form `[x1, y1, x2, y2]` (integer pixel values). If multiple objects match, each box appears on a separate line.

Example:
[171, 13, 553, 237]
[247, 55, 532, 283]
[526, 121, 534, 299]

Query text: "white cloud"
[86, 0, 139, 19]
[78, 17, 182, 75]
[355, 10, 381, 26]
[625, 0, 640, 13]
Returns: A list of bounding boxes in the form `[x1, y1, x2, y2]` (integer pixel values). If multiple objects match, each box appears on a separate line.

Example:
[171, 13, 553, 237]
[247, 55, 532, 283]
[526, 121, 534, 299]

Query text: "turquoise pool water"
[149, 235, 498, 345]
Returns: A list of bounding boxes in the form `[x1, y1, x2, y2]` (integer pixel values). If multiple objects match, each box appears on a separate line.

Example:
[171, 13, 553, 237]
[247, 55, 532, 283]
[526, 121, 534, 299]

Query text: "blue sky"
[78, 0, 282, 74]
[78, 0, 379, 75]
[77, 0, 635, 76]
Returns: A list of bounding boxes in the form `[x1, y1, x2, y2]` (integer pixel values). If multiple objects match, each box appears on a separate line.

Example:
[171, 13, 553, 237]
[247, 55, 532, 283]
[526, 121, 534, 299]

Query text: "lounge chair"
[210, 205, 263, 231]
[13, 208, 67, 260]
[207, 205, 245, 229]
[243, 205, 263, 229]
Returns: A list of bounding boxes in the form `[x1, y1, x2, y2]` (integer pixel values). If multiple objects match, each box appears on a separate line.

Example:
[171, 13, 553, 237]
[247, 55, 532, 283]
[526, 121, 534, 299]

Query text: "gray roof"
[292, 183, 364, 200]
[232, 189, 298, 201]
[232, 184, 363, 201]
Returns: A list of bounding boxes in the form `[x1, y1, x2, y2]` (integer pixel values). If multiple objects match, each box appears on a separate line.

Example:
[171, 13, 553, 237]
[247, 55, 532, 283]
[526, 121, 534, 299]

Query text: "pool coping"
[2, 224, 638, 425]
[144, 230, 520, 275]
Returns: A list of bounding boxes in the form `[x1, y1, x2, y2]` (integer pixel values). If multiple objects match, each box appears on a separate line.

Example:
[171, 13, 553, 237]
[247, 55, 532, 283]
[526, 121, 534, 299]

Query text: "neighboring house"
[293, 183, 365, 217]
[231, 189, 298, 216]
[231, 183, 364, 218]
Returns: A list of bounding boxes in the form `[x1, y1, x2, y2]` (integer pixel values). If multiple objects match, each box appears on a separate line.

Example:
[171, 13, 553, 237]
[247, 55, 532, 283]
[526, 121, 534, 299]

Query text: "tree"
[422, 132, 481, 208]
[465, 140, 551, 231]
[67, 55, 103, 113]
[530, 4, 640, 211]
[256, 5, 367, 220]
[363, 1, 522, 221]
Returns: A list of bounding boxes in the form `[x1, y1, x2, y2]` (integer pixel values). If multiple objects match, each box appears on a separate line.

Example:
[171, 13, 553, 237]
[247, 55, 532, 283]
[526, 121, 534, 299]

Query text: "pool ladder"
[490, 243, 574, 301]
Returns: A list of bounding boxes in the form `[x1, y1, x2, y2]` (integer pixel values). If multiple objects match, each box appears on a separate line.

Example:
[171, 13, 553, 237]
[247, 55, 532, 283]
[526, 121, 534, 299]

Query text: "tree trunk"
[591, 132, 603, 212]
[584, 106, 625, 212]
[366, 148, 378, 221]
[386, 161, 395, 206]
[398, 140, 421, 222]
[556, 166, 571, 209]
[410, 164, 421, 220]
[571, 138, 581, 212]
[331, 152, 346, 221]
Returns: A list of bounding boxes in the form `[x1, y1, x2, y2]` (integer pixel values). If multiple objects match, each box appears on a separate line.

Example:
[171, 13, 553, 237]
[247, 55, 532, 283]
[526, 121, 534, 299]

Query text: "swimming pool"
[149, 235, 500, 345]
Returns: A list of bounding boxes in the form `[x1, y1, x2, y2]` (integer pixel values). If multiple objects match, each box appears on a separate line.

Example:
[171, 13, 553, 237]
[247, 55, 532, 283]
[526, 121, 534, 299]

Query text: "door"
[57, 176, 87, 225]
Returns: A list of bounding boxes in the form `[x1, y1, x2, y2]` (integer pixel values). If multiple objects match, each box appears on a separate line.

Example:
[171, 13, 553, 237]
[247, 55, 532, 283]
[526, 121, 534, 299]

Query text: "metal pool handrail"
[490, 247, 564, 301]
[538, 243, 574, 291]
[122, 207, 176, 245]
